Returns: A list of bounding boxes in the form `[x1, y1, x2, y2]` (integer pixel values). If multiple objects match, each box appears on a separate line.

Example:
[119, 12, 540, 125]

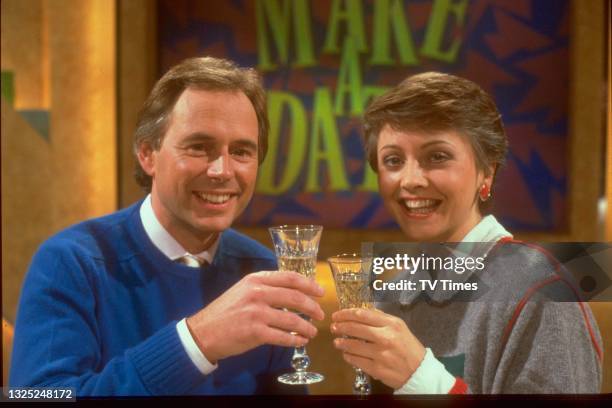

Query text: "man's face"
[138, 88, 259, 252]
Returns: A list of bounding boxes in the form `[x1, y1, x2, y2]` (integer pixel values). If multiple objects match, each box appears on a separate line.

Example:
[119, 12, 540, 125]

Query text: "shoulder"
[34, 202, 142, 264]
[486, 239, 565, 287]
[218, 229, 276, 262]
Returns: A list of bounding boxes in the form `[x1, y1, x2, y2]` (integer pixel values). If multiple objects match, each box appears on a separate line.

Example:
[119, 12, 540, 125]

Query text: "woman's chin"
[400, 227, 442, 242]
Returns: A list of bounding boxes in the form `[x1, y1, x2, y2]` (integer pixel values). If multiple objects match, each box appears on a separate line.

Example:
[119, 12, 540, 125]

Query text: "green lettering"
[306, 88, 350, 192]
[370, 0, 419, 65]
[363, 85, 390, 107]
[334, 36, 364, 116]
[357, 163, 379, 192]
[256, 91, 307, 194]
[358, 85, 388, 191]
[421, 0, 468, 63]
[292, 0, 316, 67]
[256, 0, 315, 71]
[322, 0, 367, 54]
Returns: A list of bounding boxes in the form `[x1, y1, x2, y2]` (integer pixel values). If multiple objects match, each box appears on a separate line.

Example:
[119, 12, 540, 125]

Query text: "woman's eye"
[382, 156, 403, 167]
[430, 152, 450, 163]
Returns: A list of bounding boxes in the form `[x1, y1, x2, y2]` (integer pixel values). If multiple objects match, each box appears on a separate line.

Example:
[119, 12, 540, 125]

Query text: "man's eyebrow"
[180, 133, 258, 150]
[180, 133, 216, 143]
[231, 139, 258, 151]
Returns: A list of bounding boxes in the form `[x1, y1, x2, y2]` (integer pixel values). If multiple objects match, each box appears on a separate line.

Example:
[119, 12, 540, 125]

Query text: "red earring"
[479, 184, 491, 202]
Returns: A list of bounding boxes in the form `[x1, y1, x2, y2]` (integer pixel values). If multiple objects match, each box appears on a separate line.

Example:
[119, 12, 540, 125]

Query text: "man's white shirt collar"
[139, 194, 218, 265]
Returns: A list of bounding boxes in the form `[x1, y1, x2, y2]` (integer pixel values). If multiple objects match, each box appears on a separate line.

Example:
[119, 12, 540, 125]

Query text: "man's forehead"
[175, 87, 250, 109]
[164, 87, 259, 143]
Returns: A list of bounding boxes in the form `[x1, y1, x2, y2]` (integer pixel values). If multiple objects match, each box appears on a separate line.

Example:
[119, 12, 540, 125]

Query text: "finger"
[333, 337, 377, 359]
[342, 351, 379, 379]
[331, 307, 388, 327]
[258, 325, 310, 348]
[255, 271, 324, 297]
[265, 307, 318, 338]
[265, 287, 325, 321]
[330, 321, 379, 343]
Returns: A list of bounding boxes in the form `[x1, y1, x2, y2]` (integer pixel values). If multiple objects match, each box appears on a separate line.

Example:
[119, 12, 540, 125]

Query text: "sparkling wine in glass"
[269, 225, 324, 385]
[328, 253, 373, 395]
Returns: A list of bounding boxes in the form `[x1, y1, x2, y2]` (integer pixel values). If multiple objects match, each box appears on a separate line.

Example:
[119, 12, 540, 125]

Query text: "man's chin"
[191, 217, 234, 235]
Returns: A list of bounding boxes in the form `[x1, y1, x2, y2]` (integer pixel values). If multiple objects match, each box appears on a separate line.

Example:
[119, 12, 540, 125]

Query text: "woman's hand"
[331, 308, 426, 390]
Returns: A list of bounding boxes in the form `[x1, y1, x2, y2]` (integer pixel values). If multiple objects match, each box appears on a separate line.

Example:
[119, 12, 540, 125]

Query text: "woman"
[330, 72, 603, 394]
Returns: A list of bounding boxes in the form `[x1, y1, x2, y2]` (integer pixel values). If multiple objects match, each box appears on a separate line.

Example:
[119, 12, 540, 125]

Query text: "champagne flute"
[328, 253, 373, 395]
[269, 225, 324, 385]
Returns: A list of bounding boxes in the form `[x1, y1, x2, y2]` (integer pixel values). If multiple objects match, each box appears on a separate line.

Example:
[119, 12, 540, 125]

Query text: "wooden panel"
[117, 0, 157, 208]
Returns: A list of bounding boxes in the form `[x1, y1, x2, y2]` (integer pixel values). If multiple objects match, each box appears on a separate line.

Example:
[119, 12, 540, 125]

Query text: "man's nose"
[399, 160, 428, 191]
[206, 154, 233, 180]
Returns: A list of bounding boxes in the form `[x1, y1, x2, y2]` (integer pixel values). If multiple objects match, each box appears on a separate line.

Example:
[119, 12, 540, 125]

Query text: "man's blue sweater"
[10, 202, 295, 396]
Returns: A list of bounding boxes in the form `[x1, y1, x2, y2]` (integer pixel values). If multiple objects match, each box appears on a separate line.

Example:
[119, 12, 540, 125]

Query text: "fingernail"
[317, 285, 324, 295]
[330, 323, 337, 332]
[333, 338, 341, 348]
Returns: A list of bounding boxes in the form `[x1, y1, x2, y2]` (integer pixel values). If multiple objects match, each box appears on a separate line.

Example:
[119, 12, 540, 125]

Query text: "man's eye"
[231, 147, 254, 158]
[185, 144, 207, 155]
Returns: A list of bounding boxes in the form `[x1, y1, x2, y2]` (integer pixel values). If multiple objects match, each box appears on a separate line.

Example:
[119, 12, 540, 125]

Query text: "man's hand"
[186, 271, 325, 363]
[331, 308, 426, 390]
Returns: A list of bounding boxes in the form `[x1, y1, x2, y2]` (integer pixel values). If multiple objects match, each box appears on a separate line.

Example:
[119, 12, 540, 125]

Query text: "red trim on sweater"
[498, 239, 603, 362]
[500, 275, 561, 349]
[449, 377, 468, 394]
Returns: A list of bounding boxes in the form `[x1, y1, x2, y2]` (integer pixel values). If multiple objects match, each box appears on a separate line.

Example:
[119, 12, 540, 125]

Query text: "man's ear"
[136, 142, 156, 177]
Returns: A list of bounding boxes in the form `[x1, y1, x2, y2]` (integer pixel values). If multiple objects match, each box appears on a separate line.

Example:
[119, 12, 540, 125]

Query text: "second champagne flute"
[328, 253, 373, 395]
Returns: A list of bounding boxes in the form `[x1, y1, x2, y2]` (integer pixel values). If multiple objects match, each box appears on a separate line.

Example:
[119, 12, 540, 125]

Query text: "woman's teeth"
[403, 199, 439, 213]
[198, 193, 231, 204]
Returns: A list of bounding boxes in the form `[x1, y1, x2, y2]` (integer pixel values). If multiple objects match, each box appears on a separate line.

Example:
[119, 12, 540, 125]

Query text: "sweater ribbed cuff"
[394, 348, 456, 394]
[127, 321, 205, 395]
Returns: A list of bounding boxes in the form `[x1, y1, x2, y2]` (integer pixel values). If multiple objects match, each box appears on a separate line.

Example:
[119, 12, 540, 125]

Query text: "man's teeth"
[404, 199, 438, 211]
[198, 193, 231, 204]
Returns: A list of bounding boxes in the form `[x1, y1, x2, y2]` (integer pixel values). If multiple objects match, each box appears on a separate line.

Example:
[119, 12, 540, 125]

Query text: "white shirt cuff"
[394, 348, 456, 394]
[176, 318, 218, 375]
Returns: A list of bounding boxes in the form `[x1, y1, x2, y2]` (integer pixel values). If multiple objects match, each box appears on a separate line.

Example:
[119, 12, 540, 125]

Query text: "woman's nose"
[399, 160, 428, 191]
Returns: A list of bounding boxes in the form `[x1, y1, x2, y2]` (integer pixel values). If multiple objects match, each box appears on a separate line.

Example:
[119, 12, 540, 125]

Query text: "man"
[10, 57, 324, 396]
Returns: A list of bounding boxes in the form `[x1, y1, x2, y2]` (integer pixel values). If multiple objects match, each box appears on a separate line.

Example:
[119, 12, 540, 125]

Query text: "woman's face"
[376, 124, 493, 242]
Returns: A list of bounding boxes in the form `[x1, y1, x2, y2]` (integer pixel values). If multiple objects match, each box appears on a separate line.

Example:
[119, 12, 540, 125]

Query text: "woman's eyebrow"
[379, 144, 401, 151]
[421, 139, 453, 148]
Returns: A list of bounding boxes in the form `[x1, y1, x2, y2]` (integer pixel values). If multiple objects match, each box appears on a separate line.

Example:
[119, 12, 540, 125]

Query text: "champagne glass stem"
[353, 367, 371, 395]
[291, 345, 310, 373]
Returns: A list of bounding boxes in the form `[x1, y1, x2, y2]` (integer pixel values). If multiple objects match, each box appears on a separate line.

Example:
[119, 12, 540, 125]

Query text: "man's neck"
[141, 194, 220, 258]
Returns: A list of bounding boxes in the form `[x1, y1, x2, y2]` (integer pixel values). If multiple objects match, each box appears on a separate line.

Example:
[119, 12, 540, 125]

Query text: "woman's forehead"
[377, 124, 470, 147]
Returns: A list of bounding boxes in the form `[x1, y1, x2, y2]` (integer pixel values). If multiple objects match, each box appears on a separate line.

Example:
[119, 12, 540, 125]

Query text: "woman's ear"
[483, 163, 497, 186]
[137, 142, 157, 177]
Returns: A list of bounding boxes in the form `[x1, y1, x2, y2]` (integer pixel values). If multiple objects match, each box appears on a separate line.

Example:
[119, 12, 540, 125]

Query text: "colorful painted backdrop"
[158, 0, 569, 231]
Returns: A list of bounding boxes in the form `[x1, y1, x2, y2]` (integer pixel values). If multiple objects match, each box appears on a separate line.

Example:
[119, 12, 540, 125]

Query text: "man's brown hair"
[133, 57, 269, 192]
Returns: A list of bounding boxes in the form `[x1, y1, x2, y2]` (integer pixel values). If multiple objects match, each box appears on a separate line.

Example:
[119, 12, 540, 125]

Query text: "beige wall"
[1, 0, 49, 109]
[1, 0, 116, 325]
[118, 0, 157, 207]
